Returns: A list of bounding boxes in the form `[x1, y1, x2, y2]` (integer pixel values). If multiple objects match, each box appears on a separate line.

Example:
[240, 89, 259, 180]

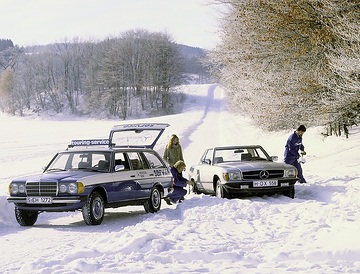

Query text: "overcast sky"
[1, 0, 222, 49]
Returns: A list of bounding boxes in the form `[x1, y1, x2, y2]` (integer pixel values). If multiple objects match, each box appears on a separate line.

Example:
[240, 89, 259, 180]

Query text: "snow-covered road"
[1, 84, 360, 273]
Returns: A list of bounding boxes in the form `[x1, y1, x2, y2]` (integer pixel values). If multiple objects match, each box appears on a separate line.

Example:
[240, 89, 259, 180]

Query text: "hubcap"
[216, 184, 221, 198]
[152, 190, 160, 208]
[92, 197, 103, 220]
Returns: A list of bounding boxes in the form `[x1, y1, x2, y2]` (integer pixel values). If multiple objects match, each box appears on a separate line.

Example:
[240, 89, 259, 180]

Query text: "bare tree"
[4, 30, 185, 118]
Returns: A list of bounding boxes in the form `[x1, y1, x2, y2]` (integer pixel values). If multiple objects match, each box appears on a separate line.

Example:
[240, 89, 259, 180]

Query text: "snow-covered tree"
[210, 0, 359, 134]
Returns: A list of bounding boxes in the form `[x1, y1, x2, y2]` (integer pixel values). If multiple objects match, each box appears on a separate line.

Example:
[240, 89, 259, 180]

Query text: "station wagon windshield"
[47, 152, 111, 171]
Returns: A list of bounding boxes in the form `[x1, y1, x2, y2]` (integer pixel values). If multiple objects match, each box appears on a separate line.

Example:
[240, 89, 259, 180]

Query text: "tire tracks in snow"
[180, 83, 222, 151]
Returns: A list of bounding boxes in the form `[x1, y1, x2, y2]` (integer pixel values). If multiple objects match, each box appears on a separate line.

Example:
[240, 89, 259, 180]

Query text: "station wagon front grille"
[243, 170, 284, 180]
[26, 181, 58, 196]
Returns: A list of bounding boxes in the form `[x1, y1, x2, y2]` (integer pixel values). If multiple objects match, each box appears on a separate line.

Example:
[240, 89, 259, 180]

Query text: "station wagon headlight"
[284, 169, 297, 178]
[68, 183, 78, 194]
[59, 182, 84, 194]
[59, 184, 67, 193]
[223, 172, 241, 181]
[9, 183, 26, 195]
[9, 183, 19, 194]
[18, 184, 26, 193]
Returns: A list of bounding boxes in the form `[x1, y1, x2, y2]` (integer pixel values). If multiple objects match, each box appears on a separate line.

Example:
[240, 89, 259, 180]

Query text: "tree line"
[0, 30, 209, 119]
[210, 0, 359, 137]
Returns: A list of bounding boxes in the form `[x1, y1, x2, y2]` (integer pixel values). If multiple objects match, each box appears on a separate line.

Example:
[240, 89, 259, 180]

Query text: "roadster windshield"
[214, 147, 270, 163]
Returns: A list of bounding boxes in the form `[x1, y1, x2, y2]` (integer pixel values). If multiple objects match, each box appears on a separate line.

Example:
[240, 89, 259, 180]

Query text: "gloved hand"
[298, 156, 306, 164]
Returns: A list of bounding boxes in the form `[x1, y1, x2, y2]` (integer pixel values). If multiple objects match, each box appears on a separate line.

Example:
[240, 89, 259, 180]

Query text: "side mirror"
[203, 159, 211, 165]
[271, 156, 278, 162]
[115, 165, 125, 172]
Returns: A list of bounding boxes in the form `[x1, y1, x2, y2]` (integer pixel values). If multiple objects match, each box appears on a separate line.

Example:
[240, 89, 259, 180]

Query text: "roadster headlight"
[223, 172, 241, 181]
[284, 169, 297, 178]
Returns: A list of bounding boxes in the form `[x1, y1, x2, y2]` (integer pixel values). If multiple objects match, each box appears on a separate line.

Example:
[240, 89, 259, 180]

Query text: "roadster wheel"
[215, 181, 227, 198]
[284, 185, 295, 199]
[192, 178, 201, 194]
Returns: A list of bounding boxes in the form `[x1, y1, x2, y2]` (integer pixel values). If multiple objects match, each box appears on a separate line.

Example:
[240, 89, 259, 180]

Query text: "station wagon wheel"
[15, 207, 38, 226]
[144, 187, 161, 213]
[82, 191, 105, 225]
[215, 181, 227, 199]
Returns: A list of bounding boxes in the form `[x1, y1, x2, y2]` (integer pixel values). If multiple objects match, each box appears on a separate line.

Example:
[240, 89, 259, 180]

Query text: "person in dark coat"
[164, 160, 193, 205]
[284, 125, 307, 183]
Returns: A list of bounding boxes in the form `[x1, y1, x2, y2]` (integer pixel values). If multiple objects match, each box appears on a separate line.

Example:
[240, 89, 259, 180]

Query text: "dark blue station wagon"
[7, 123, 173, 226]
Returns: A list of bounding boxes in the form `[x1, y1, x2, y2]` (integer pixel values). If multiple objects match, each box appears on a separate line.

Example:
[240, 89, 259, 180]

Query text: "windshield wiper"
[46, 168, 67, 172]
[78, 167, 107, 172]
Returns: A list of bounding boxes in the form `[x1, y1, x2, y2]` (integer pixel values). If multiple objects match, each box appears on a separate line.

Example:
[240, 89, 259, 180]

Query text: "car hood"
[11, 170, 99, 184]
[217, 161, 293, 171]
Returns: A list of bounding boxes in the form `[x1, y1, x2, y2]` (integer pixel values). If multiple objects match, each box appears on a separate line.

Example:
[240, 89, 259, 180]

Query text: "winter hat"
[297, 125, 306, 132]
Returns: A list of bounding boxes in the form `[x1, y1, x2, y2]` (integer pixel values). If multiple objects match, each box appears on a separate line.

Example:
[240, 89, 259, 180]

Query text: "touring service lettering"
[71, 139, 109, 146]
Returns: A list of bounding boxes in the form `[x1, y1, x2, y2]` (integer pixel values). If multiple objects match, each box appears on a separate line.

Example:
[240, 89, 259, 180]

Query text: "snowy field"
[1, 84, 360, 273]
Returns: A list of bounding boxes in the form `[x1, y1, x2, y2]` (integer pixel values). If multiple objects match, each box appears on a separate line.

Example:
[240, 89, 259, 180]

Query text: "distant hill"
[23, 43, 212, 84]
[177, 44, 211, 83]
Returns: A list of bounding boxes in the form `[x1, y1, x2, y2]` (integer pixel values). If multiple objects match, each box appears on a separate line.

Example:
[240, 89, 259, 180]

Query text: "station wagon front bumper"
[7, 196, 86, 212]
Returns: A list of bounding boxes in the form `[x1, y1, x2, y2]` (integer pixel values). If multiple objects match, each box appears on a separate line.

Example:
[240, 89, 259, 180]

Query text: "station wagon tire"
[215, 181, 227, 199]
[15, 207, 38, 226]
[82, 191, 105, 225]
[144, 187, 161, 213]
[284, 185, 295, 199]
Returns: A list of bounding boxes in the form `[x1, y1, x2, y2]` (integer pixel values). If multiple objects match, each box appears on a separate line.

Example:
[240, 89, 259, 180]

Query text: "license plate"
[253, 180, 278, 187]
[27, 197, 53, 204]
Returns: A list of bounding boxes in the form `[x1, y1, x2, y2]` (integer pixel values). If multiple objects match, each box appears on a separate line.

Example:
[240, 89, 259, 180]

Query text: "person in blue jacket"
[164, 160, 193, 205]
[284, 125, 307, 183]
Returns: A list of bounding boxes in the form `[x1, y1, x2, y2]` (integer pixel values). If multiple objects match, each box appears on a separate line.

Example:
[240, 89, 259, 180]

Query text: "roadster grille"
[243, 170, 284, 180]
[26, 181, 58, 196]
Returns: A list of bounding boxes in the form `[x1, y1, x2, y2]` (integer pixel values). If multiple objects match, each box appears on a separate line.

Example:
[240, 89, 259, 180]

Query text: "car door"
[126, 151, 154, 199]
[104, 151, 149, 202]
[143, 151, 171, 187]
[196, 149, 215, 192]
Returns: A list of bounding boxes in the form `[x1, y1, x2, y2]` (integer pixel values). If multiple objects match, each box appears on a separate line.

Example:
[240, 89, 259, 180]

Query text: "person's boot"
[164, 197, 173, 205]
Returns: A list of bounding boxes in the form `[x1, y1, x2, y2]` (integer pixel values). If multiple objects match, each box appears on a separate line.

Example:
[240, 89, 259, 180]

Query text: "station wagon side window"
[114, 152, 130, 170]
[143, 151, 166, 168]
[127, 152, 147, 170]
